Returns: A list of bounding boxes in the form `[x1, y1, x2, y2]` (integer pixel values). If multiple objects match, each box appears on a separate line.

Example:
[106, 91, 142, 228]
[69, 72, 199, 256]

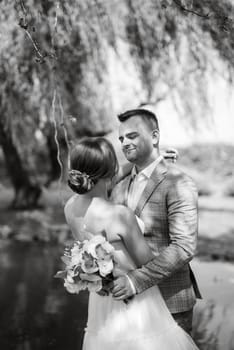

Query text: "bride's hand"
[162, 148, 179, 163]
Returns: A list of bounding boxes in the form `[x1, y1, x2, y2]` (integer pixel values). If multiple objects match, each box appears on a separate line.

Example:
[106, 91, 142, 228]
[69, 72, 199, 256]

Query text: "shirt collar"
[131, 155, 163, 179]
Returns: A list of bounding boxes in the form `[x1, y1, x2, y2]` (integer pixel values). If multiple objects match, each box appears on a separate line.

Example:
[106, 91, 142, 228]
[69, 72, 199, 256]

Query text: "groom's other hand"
[112, 275, 136, 300]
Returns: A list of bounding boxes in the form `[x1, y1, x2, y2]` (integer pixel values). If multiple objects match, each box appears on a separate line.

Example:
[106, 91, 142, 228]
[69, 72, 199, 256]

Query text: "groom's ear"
[152, 129, 159, 146]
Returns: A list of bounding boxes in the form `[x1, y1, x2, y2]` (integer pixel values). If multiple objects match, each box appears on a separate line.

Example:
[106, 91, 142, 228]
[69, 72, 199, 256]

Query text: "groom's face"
[118, 116, 155, 165]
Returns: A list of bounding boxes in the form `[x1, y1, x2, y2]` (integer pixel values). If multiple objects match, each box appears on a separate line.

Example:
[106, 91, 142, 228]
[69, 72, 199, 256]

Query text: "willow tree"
[0, 0, 233, 208]
[0, 0, 114, 208]
[116, 0, 234, 129]
[0, 3, 44, 208]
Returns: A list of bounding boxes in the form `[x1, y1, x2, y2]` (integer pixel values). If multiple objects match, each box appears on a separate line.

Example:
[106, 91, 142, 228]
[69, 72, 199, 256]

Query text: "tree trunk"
[0, 120, 42, 209]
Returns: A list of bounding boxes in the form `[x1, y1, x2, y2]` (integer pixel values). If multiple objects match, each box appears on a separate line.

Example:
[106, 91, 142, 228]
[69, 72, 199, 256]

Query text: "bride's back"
[65, 195, 137, 273]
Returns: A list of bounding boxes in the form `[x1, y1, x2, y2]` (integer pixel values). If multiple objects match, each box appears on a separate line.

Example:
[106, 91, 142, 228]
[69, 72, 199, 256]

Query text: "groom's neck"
[135, 151, 160, 172]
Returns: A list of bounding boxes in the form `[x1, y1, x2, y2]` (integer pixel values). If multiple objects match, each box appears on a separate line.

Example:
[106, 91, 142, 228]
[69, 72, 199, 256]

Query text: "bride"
[64, 137, 199, 350]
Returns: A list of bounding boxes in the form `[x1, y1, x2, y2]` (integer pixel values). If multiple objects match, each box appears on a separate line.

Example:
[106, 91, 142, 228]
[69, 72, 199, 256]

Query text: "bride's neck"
[84, 180, 108, 201]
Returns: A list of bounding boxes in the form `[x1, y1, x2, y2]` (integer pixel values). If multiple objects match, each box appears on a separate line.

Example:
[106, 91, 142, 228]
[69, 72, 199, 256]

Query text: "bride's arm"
[112, 162, 132, 186]
[112, 148, 178, 187]
[116, 206, 154, 267]
[64, 200, 93, 241]
[64, 204, 81, 240]
[111, 207, 154, 300]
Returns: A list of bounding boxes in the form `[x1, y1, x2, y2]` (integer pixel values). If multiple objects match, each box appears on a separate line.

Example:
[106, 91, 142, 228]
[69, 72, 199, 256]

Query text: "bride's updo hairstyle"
[68, 137, 119, 194]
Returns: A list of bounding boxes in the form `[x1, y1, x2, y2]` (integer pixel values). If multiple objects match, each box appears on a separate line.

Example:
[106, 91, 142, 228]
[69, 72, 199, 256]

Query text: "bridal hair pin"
[68, 169, 95, 192]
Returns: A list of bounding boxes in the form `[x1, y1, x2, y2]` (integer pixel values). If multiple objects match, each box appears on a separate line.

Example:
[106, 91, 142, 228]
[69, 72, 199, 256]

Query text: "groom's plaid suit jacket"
[112, 158, 201, 314]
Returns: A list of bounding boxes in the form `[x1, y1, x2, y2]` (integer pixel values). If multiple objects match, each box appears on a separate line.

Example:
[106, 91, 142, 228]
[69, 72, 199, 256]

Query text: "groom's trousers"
[172, 308, 193, 335]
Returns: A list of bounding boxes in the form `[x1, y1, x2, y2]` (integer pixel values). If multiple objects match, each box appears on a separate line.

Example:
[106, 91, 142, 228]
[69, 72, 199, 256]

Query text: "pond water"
[0, 241, 88, 350]
[0, 241, 234, 350]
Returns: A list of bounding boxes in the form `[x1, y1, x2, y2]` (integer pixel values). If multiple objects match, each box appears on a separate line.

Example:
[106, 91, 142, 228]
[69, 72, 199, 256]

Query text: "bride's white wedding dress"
[81, 216, 199, 350]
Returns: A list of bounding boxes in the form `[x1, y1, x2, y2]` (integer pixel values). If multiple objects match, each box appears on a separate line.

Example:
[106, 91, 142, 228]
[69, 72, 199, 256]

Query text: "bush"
[223, 179, 234, 197]
[197, 182, 214, 197]
[192, 174, 214, 197]
[193, 302, 219, 350]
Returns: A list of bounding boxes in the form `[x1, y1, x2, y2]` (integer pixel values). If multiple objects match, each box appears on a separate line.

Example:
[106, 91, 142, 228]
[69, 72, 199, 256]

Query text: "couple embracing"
[64, 109, 202, 350]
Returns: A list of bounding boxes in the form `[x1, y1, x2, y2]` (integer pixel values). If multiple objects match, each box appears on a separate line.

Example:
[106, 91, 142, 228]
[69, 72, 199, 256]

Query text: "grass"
[177, 143, 234, 178]
[176, 143, 234, 197]
[197, 232, 234, 262]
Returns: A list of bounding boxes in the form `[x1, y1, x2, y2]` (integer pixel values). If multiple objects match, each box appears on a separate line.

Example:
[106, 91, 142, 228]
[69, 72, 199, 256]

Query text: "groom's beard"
[122, 147, 137, 162]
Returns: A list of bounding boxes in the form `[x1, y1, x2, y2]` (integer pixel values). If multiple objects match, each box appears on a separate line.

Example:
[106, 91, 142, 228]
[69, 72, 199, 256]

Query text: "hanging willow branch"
[16, 0, 57, 63]
[16, 0, 71, 204]
[172, 0, 210, 19]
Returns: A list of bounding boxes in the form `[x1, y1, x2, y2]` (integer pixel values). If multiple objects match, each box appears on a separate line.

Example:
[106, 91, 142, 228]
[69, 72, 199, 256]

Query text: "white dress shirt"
[127, 155, 163, 211]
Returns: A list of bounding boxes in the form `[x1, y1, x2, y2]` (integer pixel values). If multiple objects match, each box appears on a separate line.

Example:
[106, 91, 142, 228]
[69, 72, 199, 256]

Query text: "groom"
[111, 109, 201, 334]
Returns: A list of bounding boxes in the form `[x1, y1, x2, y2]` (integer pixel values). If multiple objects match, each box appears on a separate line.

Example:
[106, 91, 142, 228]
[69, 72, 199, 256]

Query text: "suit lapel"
[134, 159, 168, 217]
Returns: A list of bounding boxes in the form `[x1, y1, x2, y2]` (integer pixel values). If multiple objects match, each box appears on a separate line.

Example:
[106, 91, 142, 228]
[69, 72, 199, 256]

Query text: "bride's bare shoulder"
[88, 200, 132, 225]
[64, 195, 80, 218]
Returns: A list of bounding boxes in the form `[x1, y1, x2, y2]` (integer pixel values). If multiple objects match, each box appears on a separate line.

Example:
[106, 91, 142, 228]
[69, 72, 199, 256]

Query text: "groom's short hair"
[118, 109, 159, 131]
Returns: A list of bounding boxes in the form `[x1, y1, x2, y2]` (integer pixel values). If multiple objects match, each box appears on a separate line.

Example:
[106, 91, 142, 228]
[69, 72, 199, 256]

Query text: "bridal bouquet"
[55, 235, 115, 294]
